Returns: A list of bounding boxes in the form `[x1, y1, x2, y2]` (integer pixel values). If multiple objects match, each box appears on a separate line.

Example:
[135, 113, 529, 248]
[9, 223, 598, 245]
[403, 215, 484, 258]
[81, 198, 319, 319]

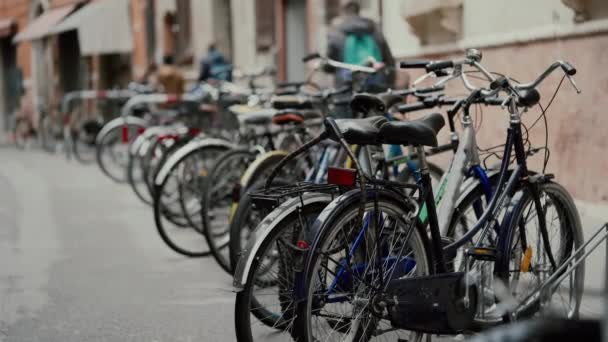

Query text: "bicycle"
[295, 50, 584, 341]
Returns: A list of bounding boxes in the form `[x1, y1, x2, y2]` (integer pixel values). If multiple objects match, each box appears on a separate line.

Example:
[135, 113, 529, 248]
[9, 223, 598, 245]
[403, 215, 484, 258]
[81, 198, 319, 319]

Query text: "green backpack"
[343, 33, 382, 65]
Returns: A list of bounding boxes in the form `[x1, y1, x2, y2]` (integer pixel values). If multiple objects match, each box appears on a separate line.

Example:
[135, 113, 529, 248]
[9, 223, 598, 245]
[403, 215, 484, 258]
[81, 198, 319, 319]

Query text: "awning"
[13, 4, 76, 42]
[0, 18, 16, 38]
[52, 0, 133, 56]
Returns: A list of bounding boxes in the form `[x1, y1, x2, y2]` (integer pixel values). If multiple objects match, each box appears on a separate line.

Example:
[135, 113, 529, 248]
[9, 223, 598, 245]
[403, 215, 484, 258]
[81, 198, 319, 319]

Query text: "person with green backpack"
[325, 1, 396, 117]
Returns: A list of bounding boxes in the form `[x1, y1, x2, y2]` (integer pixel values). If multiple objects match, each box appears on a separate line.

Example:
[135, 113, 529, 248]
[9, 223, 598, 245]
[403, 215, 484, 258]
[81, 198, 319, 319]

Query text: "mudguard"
[95, 116, 148, 145]
[232, 193, 334, 290]
[154, 137, 235, 186]
[239, 150, 290, 190]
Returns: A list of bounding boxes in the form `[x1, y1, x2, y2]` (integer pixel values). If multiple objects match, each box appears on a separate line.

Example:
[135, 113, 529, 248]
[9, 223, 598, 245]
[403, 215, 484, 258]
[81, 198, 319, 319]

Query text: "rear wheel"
[297, 193, 431, 342]
[153, 144, 229, 257]
[202, 148, 257, 273]
[235, 201, 328, 342]
[96, 123, 145, 183]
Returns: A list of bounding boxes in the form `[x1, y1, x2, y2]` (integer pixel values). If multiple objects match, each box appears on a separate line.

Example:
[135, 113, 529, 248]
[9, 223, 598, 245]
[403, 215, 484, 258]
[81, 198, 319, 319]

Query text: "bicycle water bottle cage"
[386, 272, 477, 334]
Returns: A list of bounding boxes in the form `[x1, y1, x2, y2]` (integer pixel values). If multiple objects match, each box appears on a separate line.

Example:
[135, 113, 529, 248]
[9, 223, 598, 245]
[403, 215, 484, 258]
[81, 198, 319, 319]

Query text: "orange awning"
[13, 4, 76, 42]
[0, 18, 16, 38]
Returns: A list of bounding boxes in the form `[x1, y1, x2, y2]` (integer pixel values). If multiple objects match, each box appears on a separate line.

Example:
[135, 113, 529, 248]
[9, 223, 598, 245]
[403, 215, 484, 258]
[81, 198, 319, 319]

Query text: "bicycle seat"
[271, 94, 314, 110]
[325, 116, 387, 145]
[241, 109, 276, 126]
[272, 111, 304, 125]
[379, 113, 445, 147]
[272, 109, 323, 126]
[350, 93, 405, 115]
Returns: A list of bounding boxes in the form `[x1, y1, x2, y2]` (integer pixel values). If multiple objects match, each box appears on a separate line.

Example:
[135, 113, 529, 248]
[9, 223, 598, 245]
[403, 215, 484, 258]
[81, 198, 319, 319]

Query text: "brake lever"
[566, 75, 582, 94]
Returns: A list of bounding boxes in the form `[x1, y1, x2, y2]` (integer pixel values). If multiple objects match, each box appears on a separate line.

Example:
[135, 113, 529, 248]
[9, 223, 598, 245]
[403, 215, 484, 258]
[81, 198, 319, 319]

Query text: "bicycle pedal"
[465, 247, 496, 261]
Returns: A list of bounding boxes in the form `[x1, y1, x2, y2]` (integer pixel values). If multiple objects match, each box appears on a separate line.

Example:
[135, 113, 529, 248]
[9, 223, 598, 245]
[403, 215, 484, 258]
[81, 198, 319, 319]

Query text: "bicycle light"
[327, 167, 357, 187]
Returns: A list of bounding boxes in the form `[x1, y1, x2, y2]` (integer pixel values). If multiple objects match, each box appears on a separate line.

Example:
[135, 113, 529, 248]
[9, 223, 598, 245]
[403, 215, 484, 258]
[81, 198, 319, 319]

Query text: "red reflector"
[189, 127, 201, 136]
[137, 127, 146, 135]
[296, 240, 309, 249]
[327, 167, 357, 187]
[166, 94, 181, 103]
[121, 125, 129, 143]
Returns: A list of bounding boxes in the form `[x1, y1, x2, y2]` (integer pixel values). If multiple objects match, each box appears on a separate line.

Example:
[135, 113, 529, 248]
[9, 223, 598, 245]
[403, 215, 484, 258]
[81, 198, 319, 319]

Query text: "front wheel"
[496, 181, 584, 321]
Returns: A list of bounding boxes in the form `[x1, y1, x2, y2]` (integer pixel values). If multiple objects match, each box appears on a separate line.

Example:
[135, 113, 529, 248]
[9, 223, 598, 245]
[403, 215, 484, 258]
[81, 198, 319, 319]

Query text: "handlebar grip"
[484, 97, 505, 106]
[490, 76, 509, 90]
[302, 52, 321, 62]
[426, 60, 454, 72]
[397, 102, 430, 113]
[399, 60, 431, 69]
[561, 62, 577, 76]
[416, 85, 446, 94]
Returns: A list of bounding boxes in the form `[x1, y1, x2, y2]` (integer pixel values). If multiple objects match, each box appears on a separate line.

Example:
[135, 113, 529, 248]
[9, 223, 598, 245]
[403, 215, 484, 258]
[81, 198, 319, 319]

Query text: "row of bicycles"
[58, 48, 604, 341]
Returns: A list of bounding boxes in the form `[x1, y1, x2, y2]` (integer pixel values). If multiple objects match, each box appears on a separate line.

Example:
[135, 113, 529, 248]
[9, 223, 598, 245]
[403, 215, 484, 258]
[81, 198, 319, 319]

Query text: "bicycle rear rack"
[512, 222, 608, 318]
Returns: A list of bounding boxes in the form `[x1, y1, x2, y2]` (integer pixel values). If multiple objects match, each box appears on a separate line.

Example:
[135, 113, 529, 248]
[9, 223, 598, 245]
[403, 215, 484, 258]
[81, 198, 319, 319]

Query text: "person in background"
[157, 55, 185, 94]
[198, 43, 233, 82]
[326, 1, 395, 92]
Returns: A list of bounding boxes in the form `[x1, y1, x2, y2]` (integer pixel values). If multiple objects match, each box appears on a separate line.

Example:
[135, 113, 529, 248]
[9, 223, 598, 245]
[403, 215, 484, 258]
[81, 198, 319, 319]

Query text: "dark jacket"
[198, 49, 233, 82]
[327, 15, 395, 89]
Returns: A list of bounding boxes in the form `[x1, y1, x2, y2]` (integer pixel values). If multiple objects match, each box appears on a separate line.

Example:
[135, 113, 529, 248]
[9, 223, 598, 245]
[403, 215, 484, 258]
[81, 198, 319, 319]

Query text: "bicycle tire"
[153, 142, 231, 257]
[234, 199, 329, 342]
[294, 189, 432, 342]
[96, 122, 145, 183]
[202, 148, 258, 273]
[495, 181, 584, 321]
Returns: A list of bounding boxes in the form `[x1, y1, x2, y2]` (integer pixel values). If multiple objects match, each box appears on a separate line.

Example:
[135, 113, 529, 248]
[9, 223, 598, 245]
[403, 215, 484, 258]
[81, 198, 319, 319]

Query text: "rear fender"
[232, 193, 334, 290]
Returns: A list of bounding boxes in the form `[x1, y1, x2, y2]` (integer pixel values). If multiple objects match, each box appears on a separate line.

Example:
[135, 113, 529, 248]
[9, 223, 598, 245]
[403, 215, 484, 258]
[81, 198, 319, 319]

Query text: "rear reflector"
[121, 125, 129, 143]
[296, 240, 309, 250]
[328, 167, 357, 187]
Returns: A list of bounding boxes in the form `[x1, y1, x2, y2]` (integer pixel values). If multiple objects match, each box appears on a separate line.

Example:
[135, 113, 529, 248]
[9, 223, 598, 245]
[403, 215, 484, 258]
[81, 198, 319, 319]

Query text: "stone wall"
[403, 33, 608, 203]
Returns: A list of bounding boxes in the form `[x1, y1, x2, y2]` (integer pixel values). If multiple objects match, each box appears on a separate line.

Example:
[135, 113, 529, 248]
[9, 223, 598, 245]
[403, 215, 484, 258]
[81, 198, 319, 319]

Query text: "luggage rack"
[249, 182, 343, 210]
[511, 222, 608, 318]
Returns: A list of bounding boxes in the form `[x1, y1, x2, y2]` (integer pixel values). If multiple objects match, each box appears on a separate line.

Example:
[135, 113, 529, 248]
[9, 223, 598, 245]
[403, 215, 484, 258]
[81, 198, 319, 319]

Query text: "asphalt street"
[0, 148, 606, 341]
[0, 149, 236, 342]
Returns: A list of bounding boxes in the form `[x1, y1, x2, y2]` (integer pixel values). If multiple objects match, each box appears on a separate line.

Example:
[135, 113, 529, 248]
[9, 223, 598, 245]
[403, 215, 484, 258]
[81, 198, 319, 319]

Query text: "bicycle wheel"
[127, 133, 155, 205]
[496, 181, 584, 321]
[202, 148, 257, 273]
[153, 142, 230, 257]
[96, 122, 145, 182]
[234, 198, 330, 342]
[228, 153, 308, 272]
[72, 119, 102, 164]
[295, 190, 432, 342]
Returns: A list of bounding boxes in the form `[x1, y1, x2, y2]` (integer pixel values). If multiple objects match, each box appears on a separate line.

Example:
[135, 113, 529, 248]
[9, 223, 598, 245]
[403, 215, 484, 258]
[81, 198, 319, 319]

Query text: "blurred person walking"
[326, 1, 395, 92]
[198, 43, 233, 83]
[157, 55, 185, 94]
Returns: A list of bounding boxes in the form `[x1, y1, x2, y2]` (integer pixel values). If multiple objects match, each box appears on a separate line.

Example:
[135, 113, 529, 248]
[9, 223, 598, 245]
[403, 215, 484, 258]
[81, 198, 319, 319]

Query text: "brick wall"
[403, 33, 608, 203]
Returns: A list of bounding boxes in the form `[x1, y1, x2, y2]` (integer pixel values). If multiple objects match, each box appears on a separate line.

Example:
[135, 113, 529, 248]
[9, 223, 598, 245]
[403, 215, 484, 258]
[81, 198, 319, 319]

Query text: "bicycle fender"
[154, 138, 235, 186]
[239, 150, 289, 189]
[232, 193, 334, 290]
[95, 116, 147, 145]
